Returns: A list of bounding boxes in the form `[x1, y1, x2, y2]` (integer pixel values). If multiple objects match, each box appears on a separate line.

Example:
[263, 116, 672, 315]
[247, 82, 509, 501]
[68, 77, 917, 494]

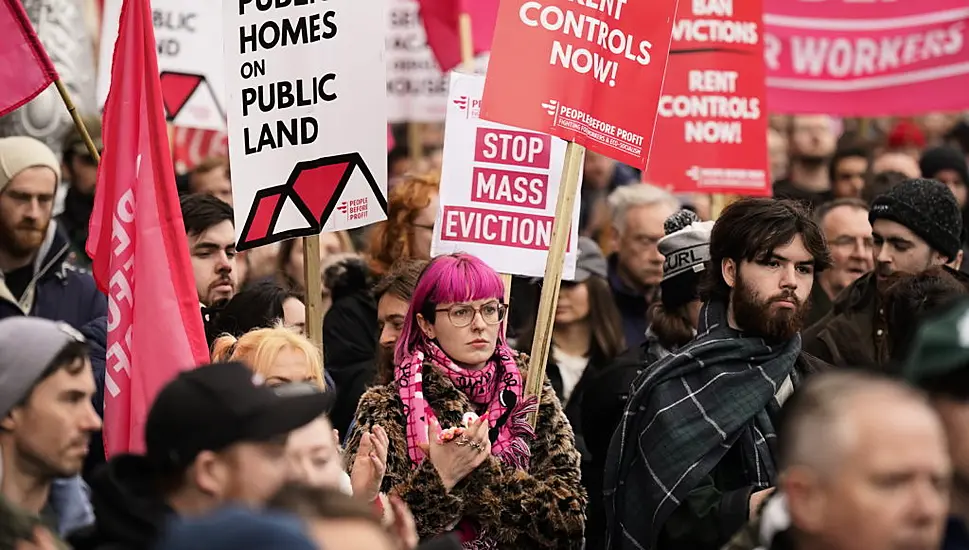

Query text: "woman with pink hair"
[344, 253, 585, 549]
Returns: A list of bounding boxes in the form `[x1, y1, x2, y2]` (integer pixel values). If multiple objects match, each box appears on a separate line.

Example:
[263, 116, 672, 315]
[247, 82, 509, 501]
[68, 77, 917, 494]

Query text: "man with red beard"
[803, 178, 969, 369]
[0, 137, 106, 328]
[604, 198, 832, 550]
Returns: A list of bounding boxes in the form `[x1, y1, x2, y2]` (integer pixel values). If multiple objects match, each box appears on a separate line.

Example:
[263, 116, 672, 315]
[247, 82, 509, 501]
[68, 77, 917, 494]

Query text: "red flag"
[87, 0, 209, 457]
[0, 0, 57, 117]
[418, 0, 497, 72]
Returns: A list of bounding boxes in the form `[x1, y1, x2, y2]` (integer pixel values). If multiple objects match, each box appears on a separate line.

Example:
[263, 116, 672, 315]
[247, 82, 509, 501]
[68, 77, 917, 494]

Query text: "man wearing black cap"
[69, 362, 333, 550]
[803, 178, 969, 369]
[901, 298, 969, 550]
[56, 115, 103, 269]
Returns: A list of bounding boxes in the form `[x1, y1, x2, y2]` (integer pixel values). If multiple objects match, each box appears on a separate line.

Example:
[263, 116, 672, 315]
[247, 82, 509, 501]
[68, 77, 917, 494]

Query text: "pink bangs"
[395, 253, 506, 365]
[421, 254, 504, 306]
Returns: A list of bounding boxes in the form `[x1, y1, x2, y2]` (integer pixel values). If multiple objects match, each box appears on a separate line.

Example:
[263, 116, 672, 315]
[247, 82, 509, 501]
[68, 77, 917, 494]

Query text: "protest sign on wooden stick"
[302, 236, 324, 350]
[524, 141, 584, 427]
[480, 0, 678, 425]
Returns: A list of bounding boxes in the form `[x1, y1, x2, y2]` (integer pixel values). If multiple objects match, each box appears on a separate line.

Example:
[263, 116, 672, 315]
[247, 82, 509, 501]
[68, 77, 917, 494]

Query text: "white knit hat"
[0, 136, 61, 191]
[659, 211, 714, 281]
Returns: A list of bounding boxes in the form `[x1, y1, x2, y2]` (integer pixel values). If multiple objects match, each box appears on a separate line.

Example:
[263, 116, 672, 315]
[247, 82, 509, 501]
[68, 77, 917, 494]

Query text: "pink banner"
[764, 0, 969, 115]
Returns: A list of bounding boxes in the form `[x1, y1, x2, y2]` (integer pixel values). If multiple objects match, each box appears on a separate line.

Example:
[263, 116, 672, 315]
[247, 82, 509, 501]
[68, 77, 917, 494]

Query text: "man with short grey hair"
[805, 198, 874, 326]
[724, 370, 951, 550]
[606, 184, 678, 347]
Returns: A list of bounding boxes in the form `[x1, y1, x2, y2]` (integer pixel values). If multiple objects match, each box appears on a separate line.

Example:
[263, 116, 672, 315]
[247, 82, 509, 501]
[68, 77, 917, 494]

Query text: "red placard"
[479, 0, 679, 168]
[647, 0, 770, 195]
[764, 0, 969, 116]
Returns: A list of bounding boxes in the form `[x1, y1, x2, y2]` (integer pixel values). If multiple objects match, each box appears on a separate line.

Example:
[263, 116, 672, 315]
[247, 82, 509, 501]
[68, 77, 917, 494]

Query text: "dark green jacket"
[0, 495, 70, 550]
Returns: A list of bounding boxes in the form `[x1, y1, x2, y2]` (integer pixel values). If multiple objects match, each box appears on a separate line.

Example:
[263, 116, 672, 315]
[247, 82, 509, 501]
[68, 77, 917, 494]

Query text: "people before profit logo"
[686, 166, 700, 182]
[337, 201, 348, 214]
[454, 95, 469, 110]
[541, 99, 559, 115]
[345, 197, 369, 221]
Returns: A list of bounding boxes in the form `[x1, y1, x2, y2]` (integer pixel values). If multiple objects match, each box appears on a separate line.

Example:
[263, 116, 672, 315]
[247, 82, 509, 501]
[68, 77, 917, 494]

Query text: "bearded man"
[0, 136, 105, 328]
[803, 178, 969, 369]
[604, 198, 832, 550]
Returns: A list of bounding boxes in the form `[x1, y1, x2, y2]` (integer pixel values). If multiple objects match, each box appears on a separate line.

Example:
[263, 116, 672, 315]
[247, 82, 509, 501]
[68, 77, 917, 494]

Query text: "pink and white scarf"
[396, 340, 538, 472]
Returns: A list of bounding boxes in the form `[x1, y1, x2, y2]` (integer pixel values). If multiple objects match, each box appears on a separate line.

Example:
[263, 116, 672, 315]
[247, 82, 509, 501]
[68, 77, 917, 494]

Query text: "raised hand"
[350, 424, 390, 502]
[387, 494, 420, 550]
[421, 414, 491, 492]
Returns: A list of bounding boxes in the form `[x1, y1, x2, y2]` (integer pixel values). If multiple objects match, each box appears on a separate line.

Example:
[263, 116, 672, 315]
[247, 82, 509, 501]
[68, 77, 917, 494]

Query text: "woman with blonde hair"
[367, 173, 440, 277]
[211, 326, 328, 389]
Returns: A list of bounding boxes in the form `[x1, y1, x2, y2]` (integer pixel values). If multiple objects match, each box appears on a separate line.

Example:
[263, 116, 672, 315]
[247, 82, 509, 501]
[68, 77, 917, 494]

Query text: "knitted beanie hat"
[660, 210, 714, 281]
[0, 136, 61, 191]
[659, 210, 714, 307]
[870, 178, 963, 259]
[919, 146, 969, 189]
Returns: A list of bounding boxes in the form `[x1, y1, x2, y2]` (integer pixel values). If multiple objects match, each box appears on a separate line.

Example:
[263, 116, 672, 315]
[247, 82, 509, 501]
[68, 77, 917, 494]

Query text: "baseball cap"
[155, 508, 316, 550]
[0, 317, 86, 417]
[62, 115, 103, 159]
[145, 362, 334, 472]
[901, 296, 969, 399]
[567, 237, 608, 282]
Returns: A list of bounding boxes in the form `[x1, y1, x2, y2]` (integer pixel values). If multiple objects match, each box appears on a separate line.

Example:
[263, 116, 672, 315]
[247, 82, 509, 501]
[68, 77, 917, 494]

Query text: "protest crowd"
[2, 0, 969, 550]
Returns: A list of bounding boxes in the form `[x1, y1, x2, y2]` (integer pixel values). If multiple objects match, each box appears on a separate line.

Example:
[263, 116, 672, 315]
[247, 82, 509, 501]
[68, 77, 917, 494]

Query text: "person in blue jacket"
[0, 136, 106, 329]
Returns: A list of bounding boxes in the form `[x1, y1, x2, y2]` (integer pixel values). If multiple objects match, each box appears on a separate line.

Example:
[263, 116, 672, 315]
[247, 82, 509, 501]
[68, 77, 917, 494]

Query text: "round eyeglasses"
[435, 302, 507, 328]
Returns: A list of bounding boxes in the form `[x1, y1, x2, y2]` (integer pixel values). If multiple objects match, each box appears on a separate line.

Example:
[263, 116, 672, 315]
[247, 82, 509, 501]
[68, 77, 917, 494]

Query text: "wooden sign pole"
[407, 122, 424, 163]
[711, 193, 739, 220]
[458, 12, 474, 71]
[54, 79, 101, 164]
[302, 236, 325, 352]
[524, 142, 585, 427]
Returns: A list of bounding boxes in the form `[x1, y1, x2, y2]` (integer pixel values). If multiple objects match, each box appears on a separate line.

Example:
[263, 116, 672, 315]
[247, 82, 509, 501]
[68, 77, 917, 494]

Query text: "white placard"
[224, 0, 389, 252]
[386, 0, 447, 123]
[431, 72, 581, 279]
[98, 0, 226, 131]
[385, 0, 490, 123]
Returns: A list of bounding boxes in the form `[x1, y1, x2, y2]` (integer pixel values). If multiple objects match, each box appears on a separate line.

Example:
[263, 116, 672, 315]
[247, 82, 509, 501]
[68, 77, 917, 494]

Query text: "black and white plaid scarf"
[603, 300, 801, 550]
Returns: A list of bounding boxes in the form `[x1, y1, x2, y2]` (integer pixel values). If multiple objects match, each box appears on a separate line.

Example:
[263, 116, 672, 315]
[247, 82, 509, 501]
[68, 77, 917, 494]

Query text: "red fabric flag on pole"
[417, 0, 498, 72]
[87, 0, 209, 457]
[0, 0, 58, 117]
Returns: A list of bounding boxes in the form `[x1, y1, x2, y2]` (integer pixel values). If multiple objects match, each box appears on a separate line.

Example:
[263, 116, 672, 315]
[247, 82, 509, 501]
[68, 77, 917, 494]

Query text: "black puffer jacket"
[322, 257, 378, 440]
